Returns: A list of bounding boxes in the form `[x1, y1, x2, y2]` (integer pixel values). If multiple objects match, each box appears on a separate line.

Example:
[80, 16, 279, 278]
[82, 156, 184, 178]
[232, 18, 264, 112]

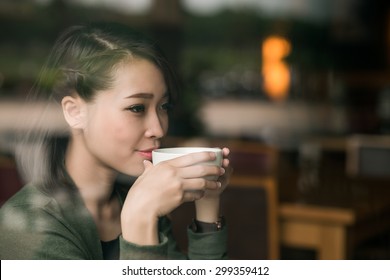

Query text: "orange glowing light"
[262, 36, 291, 101]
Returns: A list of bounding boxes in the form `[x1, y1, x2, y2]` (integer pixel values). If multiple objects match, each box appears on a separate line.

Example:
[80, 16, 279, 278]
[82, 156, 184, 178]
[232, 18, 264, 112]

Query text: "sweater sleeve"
[119, 216, 228, 260]
[160, 216, 228, 260]
[187, 226, 228, 260]
[118, 217, 186, 260]
[119, 233, 169, 260]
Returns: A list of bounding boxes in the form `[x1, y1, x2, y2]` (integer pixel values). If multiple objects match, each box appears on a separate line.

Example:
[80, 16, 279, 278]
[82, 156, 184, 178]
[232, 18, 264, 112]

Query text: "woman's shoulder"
[0, 183, 61, 231]
[0, 182, 94, 234]
[0, 182, 82, 226]
[1, 183, 53, 210]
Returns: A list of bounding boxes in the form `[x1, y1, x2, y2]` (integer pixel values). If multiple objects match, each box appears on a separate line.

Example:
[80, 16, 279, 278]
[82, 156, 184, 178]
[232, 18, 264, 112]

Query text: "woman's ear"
[61, 95, 86, 129]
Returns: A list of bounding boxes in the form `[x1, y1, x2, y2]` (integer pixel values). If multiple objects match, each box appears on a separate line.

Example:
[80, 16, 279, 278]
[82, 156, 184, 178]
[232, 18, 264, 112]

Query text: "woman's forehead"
[99, 58, 167, 99]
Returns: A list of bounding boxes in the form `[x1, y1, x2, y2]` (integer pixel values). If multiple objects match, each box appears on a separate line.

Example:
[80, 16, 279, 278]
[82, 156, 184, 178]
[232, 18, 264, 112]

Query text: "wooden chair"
[167, 137, 280, 259]
[344, 135, 390, 259]
[223, 174, 279, 259]
[346, 134, 390, 179]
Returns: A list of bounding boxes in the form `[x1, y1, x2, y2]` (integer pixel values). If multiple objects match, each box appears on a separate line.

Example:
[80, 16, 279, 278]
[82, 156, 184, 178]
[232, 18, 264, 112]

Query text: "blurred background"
[1, 0, 390, 260]
[1, 0, 390, 141]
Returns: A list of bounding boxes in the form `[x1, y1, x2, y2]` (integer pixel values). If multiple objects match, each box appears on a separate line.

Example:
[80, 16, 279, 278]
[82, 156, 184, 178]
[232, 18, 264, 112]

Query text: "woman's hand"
[195, 147, 232, 223]
[120, 151, 225, 245]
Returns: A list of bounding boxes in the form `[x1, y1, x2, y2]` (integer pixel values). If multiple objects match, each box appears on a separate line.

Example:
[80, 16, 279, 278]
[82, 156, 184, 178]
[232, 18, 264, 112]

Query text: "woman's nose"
[145, 112, 166, 138]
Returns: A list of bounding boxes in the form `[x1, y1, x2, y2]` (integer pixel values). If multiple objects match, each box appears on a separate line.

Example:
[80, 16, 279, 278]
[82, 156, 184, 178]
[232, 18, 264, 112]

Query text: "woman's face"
[80, 58, 170, 176]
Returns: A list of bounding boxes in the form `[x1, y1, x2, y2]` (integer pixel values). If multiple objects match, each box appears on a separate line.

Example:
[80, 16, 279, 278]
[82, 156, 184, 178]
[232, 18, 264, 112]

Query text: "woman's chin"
[120, 165, 144, 178]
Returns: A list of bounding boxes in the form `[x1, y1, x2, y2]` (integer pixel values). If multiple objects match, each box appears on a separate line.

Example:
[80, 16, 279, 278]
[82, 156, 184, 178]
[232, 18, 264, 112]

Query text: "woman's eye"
[127, 104, 145, 113]
[160, 102, 173, 112]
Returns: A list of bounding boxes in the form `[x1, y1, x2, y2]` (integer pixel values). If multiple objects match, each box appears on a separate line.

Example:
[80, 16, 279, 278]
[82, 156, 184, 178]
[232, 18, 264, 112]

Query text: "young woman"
[0, 22, 231, 260]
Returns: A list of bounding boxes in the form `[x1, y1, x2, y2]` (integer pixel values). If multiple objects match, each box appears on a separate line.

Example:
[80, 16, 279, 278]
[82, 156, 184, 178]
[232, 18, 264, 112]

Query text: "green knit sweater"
[0, 183, 227, 260]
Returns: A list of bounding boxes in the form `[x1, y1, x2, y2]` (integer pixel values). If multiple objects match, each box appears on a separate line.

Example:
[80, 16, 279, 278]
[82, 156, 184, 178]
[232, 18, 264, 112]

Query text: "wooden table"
[278, 178, 390, 259]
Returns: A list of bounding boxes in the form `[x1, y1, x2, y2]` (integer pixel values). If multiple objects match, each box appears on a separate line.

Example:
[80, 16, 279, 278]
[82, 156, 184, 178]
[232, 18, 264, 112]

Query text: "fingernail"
[220, 167, 225, 175]
[217, 181, 222, 188]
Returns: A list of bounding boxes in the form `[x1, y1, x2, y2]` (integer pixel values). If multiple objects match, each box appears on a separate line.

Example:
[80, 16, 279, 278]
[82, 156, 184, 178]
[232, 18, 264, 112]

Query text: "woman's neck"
[65, 137, 122, 240]
[65, 137, 117, 205]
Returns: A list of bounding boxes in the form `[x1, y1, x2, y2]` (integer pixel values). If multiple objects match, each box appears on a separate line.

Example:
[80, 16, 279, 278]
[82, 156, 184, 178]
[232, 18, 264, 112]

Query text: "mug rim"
[153, 147, 222, 155]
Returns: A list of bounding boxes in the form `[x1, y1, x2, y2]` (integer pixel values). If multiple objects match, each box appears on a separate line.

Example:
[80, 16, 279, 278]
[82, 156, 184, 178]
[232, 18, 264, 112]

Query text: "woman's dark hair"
[16, 22, 178, 189]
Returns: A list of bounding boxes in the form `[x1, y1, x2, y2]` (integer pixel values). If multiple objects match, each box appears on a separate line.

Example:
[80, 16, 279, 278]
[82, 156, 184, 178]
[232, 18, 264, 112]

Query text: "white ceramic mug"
[152, 147, 223, 180]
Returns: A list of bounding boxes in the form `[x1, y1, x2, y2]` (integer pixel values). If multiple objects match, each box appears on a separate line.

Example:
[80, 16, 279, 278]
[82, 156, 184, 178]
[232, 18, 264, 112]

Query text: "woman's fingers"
[177, 164, 225, 179]
[155, 154, 225, 180]
[222, 158, 230, 168]
[181, 177, 221, 192]
[182, 190, 205, 202]
[222, 147, 230, 157]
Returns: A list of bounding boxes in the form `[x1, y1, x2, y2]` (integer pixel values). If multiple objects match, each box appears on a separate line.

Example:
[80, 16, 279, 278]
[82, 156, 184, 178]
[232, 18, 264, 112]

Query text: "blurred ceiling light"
[261, 36, 291, 102]
[67, 0, 152, 14]
[182, 0, 330, 22]
[182, 0, 226, 15]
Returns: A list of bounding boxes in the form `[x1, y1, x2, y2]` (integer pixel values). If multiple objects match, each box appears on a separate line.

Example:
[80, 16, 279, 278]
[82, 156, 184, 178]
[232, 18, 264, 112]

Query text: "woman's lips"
[138, 150, 154, 160]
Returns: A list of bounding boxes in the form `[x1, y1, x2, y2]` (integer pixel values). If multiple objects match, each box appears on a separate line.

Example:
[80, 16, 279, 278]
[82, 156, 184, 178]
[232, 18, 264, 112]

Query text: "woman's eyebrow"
[125, 93, 154, 99]
[125, 92, 169, 99]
